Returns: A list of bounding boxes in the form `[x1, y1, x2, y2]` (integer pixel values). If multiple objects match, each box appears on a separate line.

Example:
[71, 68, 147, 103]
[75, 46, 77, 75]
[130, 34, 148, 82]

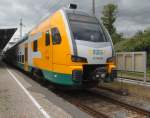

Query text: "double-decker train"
[5, 5, 117, 89]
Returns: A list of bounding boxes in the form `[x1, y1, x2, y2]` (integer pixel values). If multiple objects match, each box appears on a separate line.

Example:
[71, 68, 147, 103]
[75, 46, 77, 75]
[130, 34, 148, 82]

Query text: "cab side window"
[45, 31, 50, 46]
[51, 28, 61, 45]
[33, 40, 37, 52]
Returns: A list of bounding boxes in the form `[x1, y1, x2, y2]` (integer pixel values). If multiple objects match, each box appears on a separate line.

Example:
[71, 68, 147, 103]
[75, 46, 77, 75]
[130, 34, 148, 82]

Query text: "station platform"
[0, 61, 91, 118]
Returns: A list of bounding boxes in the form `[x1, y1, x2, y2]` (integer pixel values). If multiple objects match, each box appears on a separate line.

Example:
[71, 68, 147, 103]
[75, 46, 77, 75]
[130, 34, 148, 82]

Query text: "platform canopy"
[0, 28, 17, 51]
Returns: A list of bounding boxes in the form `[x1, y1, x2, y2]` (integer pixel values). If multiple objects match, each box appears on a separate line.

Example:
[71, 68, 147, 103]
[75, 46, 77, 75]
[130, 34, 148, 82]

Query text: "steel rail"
[90, 89, 150, 117]
[73, 101, 109, 118]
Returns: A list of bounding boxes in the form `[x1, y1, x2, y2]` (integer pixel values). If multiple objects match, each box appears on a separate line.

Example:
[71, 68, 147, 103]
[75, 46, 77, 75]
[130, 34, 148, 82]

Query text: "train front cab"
[44, 9, 117, 88]
[66, 11, 117, 88]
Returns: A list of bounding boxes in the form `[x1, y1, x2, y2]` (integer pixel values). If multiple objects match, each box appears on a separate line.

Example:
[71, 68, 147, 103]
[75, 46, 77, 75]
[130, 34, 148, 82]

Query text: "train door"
[45, 30, 52, 71]
[51, 27, 63, 65]
[24, 43, 28, 71]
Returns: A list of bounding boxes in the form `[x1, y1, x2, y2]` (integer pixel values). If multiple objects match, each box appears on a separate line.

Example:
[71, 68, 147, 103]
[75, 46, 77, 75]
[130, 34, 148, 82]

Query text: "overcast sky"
[0, 0, 150, 40]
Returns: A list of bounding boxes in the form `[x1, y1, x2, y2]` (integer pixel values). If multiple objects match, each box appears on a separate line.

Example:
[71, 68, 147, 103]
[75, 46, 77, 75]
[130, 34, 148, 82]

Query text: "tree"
[101, 4, 118, 36]
[133, 30, 144, 40]
[134, 30, 143, 37]
[111, 32, 123, 44]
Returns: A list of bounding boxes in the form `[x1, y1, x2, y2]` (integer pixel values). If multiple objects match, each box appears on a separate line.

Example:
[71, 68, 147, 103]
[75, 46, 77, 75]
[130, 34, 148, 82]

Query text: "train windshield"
[68, 14, 110, 42]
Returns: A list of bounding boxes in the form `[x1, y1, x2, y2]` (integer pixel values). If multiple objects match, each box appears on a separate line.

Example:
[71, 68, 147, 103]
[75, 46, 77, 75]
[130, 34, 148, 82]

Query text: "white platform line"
[6, 67, 51, 118]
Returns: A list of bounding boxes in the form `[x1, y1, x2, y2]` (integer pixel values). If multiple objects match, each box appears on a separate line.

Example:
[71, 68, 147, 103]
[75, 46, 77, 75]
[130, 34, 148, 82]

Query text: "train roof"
[30, 7, 93, 35]
[0, 28, 17, 51]
[7, 34, 29, 51]
[7, 7, 95, 51]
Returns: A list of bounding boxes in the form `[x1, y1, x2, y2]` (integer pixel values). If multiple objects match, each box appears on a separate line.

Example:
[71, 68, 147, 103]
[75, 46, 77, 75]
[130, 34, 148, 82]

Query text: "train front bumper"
[71, 65, 117, 87]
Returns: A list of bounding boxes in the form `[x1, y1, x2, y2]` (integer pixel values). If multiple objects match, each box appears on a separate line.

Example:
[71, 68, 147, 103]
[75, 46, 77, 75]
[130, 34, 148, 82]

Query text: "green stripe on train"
[42, 70, 75, 86]
[16, 63, 78, 86]
[17, 63, 24, 69]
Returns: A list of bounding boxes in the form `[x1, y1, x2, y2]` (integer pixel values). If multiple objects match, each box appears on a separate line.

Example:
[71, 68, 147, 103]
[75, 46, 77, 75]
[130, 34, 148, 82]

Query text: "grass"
[118, 70, 150, 81]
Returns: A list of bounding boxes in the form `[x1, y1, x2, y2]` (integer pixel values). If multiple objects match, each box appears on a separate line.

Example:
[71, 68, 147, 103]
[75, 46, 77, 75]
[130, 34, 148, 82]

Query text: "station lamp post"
[19, 18, 25, 40]
[92, 0, 95, 15]
[20, 18, 23, 40]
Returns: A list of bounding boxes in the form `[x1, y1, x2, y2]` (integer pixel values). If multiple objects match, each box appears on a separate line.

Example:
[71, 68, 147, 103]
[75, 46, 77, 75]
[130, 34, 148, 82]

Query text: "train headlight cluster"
[72, 70, 82, 83]
[71, 55, 87, 63]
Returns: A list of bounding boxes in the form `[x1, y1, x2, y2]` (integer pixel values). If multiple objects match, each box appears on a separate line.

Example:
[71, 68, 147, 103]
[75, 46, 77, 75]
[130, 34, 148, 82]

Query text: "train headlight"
[71, 55, 87, 63]
[72, 70, 82, 82]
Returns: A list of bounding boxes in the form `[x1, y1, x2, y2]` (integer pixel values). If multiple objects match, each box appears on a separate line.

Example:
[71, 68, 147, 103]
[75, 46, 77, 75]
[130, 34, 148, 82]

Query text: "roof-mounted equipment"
[69, 4, 77, 9]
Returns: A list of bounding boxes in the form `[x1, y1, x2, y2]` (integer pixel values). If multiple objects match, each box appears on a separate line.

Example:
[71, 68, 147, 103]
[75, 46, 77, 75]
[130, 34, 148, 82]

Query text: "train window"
[20, 55, 22, 62]
[22, 55, 24, 63]
[33, 40, 38, 52]
[51, 28, 61, 45]
[45, 31, 50, 46]
[18, 55, 20, 62]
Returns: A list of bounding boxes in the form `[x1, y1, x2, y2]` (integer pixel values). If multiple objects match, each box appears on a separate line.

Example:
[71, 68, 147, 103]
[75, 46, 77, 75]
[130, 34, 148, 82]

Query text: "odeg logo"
[88, 49, 104, 56]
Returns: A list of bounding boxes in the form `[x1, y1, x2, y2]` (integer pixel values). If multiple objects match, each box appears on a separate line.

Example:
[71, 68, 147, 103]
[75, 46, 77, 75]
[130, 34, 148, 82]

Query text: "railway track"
[52, 88, 149, 118]
[98, 86, 129, 96]
[52, 89, 109, 118]
[90, 88, 150, 117]
[71, 100, 109, 118]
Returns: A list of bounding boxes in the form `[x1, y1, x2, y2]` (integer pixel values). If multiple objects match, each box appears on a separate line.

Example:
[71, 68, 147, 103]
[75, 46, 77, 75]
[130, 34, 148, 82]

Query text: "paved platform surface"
[0, 62, 92, 118]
